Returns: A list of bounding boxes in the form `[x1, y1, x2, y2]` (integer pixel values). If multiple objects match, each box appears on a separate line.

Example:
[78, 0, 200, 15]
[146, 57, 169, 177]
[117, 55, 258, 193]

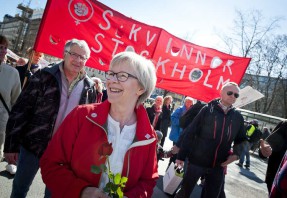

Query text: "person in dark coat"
[91, 77, 108, 103]
[4, 38, 96, 198]
[262, 127, 270, 140]
[146, 96, 163, 131]
[175, 82, 246, 198]
[259, 120, 287, 193]
[179, 100, 205, 130]
[236, 119, 262, 169]
[16, 48, 44, 87]
[159, 95, 173, 147]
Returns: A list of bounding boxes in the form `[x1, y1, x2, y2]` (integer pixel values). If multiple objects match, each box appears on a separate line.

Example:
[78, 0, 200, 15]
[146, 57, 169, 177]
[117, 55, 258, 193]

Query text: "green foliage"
[91, 165, 101, 174]
[91, 156, 128, 198]
[100, 163, 107, 172]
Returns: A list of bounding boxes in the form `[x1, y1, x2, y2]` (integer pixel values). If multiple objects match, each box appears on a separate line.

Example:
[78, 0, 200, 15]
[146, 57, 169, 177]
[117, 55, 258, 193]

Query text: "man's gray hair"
[64, 39, 91, 58]
[110, 51, 157, 107]
[221, 82, 240, 91]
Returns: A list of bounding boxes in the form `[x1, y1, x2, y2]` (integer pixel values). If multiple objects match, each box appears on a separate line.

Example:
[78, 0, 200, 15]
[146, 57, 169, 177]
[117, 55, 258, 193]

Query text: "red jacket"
[40, 101, 158, 198]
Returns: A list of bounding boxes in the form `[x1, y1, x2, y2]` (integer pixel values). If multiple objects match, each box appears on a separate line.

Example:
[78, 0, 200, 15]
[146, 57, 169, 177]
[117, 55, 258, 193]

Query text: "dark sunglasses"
[226, 91, 239, 98]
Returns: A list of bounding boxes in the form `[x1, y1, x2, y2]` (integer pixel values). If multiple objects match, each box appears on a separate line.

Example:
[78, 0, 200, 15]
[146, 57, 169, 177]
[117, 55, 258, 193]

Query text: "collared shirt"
[99, 114, 136, 189]
[218, 101, 231, 114]
[59, 64, 85, 96]
[52, 63, 86, 135]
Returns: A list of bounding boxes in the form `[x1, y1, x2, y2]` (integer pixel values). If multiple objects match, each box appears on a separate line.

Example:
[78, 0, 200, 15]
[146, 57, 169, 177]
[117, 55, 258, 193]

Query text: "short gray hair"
[221, 82, 240, 91]
[64, 39, 91, 58]
[91, 77, 103, 93]
[184, 96, 193, 103]
[110, 52, 157, 107]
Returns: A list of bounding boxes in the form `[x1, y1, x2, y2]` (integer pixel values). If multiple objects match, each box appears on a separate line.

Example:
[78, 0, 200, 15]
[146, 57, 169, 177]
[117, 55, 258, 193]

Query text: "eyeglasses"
[226, 91, 239, 98]
[105, 70, 137, 82]
[66, 51, 88, 61]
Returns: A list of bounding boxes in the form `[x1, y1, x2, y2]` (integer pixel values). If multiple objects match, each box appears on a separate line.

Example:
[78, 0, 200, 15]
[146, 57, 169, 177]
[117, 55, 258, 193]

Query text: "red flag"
[34, 0, 251, 102]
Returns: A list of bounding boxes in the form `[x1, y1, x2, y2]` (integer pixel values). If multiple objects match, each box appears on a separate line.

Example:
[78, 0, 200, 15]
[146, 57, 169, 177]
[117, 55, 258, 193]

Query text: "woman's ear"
[136, 87, 145, 96]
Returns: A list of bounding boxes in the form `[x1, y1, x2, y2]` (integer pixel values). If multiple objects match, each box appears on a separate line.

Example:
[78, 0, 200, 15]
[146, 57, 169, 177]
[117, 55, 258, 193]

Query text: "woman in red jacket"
[40, 51, 159, 198]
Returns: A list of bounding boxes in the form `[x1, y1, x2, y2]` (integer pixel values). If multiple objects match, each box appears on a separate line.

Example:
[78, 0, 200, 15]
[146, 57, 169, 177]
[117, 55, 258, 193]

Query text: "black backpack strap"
[0, 93, 10, 114]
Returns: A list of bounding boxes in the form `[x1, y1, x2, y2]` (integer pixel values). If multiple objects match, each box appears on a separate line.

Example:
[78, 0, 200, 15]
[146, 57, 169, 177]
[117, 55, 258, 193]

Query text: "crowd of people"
[0, 33, 286, 198]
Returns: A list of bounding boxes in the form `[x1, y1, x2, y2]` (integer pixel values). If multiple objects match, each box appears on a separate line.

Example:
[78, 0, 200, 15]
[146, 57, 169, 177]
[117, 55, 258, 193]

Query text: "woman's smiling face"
[106, 62, 144, 107]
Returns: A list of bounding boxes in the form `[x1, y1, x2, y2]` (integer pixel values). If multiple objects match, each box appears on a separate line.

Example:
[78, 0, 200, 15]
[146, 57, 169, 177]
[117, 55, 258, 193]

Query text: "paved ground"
[0, 129, 269, 198]
[154, 135, 269, 198]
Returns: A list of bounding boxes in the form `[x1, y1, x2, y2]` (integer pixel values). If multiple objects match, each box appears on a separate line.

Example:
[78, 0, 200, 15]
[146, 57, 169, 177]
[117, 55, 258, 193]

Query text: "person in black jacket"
[179, 100, 205, 130]
[91, 77, 108, 103]
[15, 47, 44, 87]
[259, 120, 287, 193]
[146, 95, 163, 131]
[175, 82, 246, 198]
[4, 38, 96, 198]
[159, 95, 173, 147]
[236, 119, 262, 169]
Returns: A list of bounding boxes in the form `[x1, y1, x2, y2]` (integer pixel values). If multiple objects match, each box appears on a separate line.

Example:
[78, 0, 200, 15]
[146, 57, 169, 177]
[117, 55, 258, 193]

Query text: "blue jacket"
[169, 105, 188, 143]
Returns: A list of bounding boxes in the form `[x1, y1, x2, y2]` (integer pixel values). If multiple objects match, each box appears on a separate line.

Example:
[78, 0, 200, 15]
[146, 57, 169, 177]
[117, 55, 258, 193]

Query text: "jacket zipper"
[228, 120, 232, 142]
[213, 115, 225, 167]
[85, 116, 108, 185]
[213, 116, 217, 139]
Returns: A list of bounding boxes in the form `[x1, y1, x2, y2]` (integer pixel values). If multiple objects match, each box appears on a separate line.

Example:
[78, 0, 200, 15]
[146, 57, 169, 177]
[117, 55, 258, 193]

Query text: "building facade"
[0, 14, 25, 53]
[0, 4, 42, 56]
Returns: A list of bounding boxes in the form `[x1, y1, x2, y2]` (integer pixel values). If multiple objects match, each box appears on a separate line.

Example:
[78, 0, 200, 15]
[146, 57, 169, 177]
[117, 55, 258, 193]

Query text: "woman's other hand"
[81, 187, 110, 198]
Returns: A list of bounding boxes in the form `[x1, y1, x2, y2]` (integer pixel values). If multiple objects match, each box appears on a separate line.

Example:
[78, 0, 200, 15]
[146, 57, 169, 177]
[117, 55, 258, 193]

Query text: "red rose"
[98, 142, 113, 156]
[91, 141, 127, 197]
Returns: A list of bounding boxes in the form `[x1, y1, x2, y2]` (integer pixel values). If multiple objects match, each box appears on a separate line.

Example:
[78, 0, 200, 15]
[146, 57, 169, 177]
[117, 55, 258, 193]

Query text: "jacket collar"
[209, 98, 235, 113]
[43, 61, 94, 87]
[86, 101, 156, 142]
[43, 61, 62, 75]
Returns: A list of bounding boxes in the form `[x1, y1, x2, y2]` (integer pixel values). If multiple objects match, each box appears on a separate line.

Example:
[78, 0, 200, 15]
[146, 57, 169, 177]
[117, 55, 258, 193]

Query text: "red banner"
[34, 0, 251, 102]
